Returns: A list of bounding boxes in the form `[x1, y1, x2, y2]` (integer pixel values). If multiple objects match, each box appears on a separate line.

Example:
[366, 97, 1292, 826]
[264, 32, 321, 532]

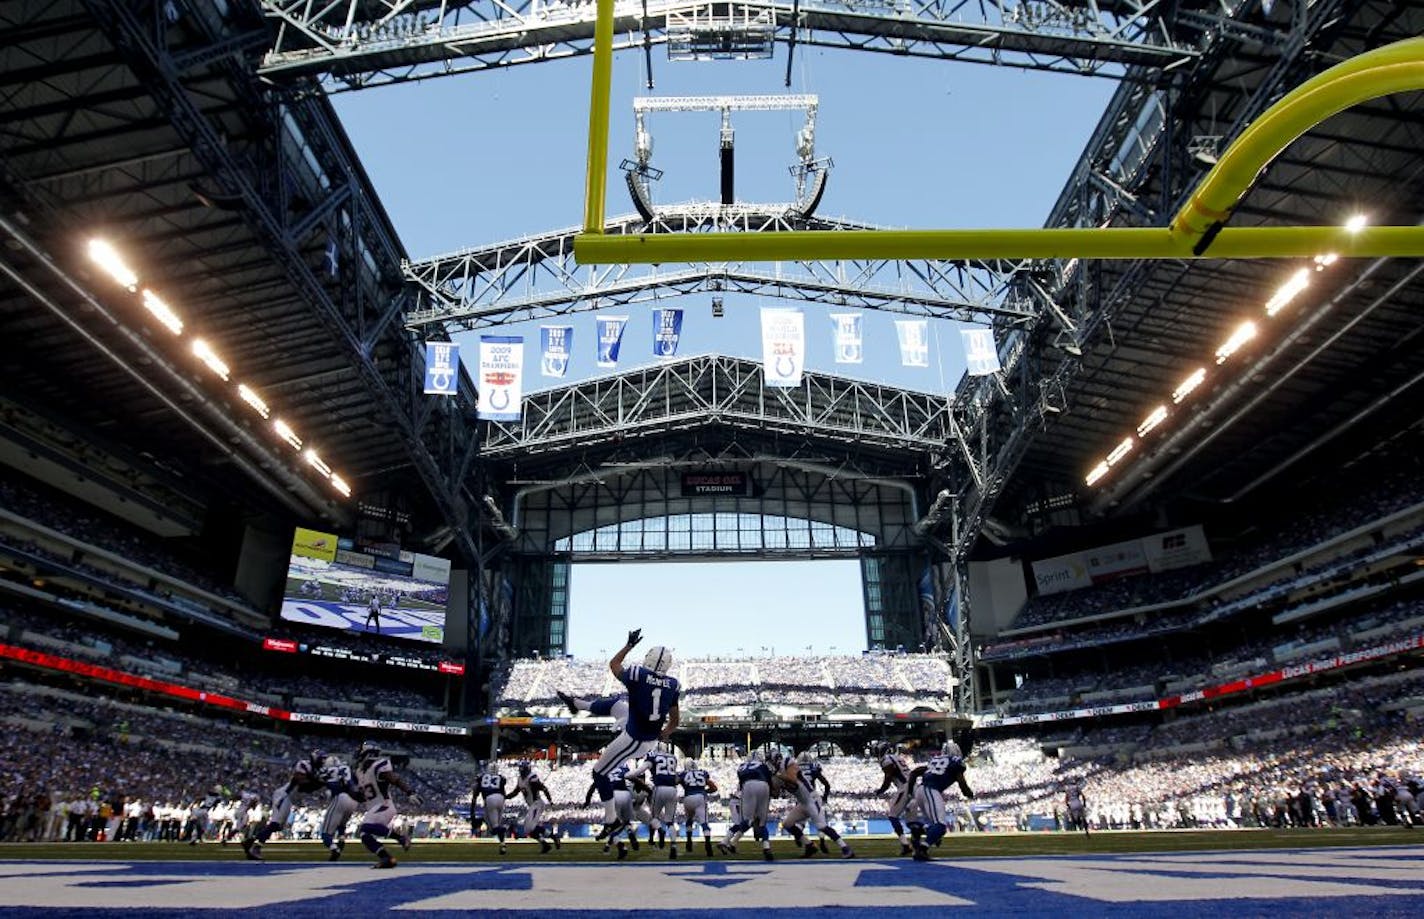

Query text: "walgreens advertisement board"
[280, 527, 451, 644]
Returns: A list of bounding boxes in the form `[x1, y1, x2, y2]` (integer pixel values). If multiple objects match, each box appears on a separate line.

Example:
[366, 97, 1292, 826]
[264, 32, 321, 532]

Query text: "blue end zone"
[1, 847, 1422, 917]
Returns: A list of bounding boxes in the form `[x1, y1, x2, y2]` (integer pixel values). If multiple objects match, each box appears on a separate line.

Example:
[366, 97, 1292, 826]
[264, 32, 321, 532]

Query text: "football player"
[874, 742, 919, 855]
[625, 748, 682, 858]
[587, 631, 680, 832]
[246, 750, 328, 861]
[515, 761, 561, 853]
[352, 741, 422, 869]
[1063, 780, 1089, 835]
[905, 741, 973, 861]
[733, 750, 776, 862]
[679, 758, 717, 857]
[477, 762, 510, 854]
[584, 762, 641, 859]
[779, 752, 852, 858]
[318, 755, 361, 861]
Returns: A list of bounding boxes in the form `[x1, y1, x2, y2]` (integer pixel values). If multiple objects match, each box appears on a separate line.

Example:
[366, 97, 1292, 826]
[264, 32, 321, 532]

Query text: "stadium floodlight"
[1214, 321, 1257, 364]
[1137, 405, 1168, 437]
[190, 338, 230, 381]
[1313, 253, 1338, 269]
[87, 239, 139, 291]
[273, 418, 302, 450]
[139, 289, 183, 335]
[303, 449, 332, 477]
[1085, 461, 1110, 486]
[237, 383, 270, 419]
[1106, 436, 1134, 466]
[330, 474, 352, 498]
[1345, 213, 1369, 233]
[1264, 269, 1311, 317]
[1172, 367, 1207, 404]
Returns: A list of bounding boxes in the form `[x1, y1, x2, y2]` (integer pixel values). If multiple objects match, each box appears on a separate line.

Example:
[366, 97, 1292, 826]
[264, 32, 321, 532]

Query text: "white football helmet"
[943, 741, 962, 758]
[643, 645, 673, 674]
[796, 751, 815, 765]
[683, 758, 698, 771]
[485, 761, 501, 776]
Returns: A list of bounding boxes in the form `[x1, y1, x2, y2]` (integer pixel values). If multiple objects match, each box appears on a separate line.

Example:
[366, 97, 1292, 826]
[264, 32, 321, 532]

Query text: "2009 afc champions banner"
[831, 312, 863, 364]
[596, 315, 628, 368]
[652, 307, 683, 359]
[760, 307, 805, 387]
[422, 341, 460, 395]
[477, 335, 524, 421]
[540, 325, 573, 378]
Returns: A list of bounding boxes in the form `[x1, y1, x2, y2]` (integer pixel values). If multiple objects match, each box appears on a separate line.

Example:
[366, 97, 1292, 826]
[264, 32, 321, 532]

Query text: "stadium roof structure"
[1, 0, 1422, 580]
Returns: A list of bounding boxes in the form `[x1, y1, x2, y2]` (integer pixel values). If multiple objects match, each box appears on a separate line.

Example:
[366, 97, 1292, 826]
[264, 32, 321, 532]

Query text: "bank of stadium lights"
[1345, 213, 1369, 233]
[87, 239, 138, 292]
[139, 290, 183, 335]
[237, 384, 270, 419]
[190, 339, 231, 381]
[273, 418, 302, 450]
[1214, 320, 1258, 365]
[1172, 368, 1207, 404]
[1137, 405, 1168, 438]
[85, 237, 354, 501]
[1082, 232, 1361, 488]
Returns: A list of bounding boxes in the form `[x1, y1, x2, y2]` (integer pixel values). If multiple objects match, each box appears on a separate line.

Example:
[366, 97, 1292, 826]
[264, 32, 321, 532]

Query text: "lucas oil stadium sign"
[681, 472, 752, 497]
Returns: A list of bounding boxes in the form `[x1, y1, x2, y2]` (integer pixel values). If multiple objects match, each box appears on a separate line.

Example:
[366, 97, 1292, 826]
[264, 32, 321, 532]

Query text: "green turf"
[0, 828, 1416, 863]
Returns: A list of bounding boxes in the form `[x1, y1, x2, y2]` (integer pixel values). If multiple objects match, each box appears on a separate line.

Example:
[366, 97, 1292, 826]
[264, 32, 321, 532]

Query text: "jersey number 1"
[648, 688, 662, 721]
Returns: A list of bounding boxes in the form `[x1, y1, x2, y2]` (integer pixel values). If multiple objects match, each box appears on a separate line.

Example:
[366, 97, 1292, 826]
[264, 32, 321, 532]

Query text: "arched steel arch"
[473, 355, 956, 658]
[403, 207, 1038, 330]
[257, 0, 1208, 93]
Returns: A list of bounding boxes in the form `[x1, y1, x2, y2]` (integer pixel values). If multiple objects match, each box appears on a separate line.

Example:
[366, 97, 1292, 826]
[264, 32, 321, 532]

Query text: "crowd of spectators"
[1, 602, 449, 722]
[983, 522, 1424, 662]
[997, 593, 1423, 712]
[0, 476, 254, 611]
[490, 652, 957, 715]
[1006, 455, 1424, 634]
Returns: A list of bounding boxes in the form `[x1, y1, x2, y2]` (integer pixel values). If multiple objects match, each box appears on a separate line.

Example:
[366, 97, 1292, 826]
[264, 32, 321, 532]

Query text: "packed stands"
[490, 652, 957, 715]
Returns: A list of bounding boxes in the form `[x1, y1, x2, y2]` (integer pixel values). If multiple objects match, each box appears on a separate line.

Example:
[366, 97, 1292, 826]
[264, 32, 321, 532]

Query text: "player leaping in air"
[559, 628, 680, 847]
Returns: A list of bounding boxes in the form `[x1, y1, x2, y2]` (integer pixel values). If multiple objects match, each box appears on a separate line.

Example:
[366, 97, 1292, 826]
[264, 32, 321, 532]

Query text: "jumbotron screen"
[280, 527, 451, 644]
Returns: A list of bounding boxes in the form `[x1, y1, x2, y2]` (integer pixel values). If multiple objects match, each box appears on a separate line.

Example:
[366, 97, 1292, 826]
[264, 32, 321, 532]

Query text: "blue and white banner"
[895, 319, 930, 368]
[422, 341, 460, 395]
[596, 315, 628, 368]
[830, 312, 863, 364]
[961, 327, 1002, 376]
[652, 307, 683, 359]
[540, 325, 573, 378]
[760, 307, 805, 388]
[477, 335, 523, 421]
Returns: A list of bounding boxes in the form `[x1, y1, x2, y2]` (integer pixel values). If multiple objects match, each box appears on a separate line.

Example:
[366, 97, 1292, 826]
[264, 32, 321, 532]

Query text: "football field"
[2, 830, 1421, 916]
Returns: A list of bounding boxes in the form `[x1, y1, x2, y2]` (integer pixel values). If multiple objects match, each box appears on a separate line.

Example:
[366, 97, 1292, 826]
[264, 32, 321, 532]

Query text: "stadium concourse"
[5, 0, 1424, 915]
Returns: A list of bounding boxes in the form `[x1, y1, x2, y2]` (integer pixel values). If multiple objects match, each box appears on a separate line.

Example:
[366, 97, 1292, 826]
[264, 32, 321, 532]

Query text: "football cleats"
[643, 645, 673, 674]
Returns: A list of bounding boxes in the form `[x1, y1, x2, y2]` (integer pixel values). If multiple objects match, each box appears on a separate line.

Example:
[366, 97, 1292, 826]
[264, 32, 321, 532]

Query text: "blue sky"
[334, 46, 1113, 654]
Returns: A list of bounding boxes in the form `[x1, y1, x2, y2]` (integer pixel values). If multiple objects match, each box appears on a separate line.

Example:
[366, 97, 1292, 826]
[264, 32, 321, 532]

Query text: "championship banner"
[830, 312, 863, 364]
[540, 326, 573, 378]
[422, 341, 460, 395]
[652, 307, 683, 359]
[477, 335, 524, 421]
[760, 308, 805, 387]
[961, 328, 1001, 376]
[596, 315, 628, 368]
[895, 319, 930, 368]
